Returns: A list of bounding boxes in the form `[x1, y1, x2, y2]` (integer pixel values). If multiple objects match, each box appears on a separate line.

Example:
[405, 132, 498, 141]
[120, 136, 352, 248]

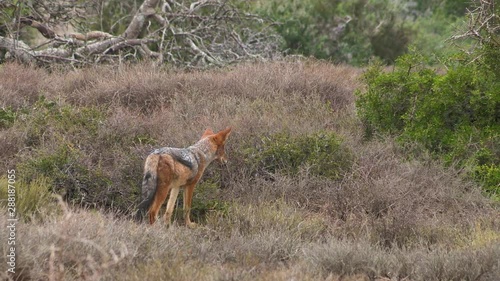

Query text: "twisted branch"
[0, 0, 280, 67]
[451, 0, 499, 47]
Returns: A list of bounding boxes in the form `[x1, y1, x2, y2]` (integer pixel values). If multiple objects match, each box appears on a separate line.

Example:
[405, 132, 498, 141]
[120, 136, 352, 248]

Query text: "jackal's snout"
[218, 154, 229, 165]
[213, 127, 231, 165]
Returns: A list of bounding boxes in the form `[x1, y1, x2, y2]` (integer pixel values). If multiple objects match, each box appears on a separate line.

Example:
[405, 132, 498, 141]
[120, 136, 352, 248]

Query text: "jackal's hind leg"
[164, 186, 180, 225]
[148, 183, 171, 225]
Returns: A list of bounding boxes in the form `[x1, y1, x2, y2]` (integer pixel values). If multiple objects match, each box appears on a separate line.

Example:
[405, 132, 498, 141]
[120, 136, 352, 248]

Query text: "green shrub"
[244, 131, 352, 179]
[356, 51, 500, 197]
[475, 164, 500, 200]
[171, 179, 229, 224]
[191, 180, 229, 222]
[356, 53, 437, 136]
[21, 96, 104, 147]
[17, 144, 112, 206]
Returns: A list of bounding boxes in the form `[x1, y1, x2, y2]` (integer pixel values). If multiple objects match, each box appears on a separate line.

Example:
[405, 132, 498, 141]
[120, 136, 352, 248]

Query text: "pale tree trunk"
[123, 0, 161, 39]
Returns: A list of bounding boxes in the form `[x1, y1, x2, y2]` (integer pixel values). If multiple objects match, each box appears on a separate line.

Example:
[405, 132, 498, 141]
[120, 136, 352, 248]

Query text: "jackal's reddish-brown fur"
[136, 127, 231, 227]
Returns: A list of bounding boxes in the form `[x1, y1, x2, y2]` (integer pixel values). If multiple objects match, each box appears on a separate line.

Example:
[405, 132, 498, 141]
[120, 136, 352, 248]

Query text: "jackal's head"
[201, 127, 232, 164]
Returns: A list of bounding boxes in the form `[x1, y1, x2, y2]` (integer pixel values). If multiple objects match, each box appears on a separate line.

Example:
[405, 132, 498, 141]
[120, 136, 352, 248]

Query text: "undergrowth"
[0, 61, 498, 280]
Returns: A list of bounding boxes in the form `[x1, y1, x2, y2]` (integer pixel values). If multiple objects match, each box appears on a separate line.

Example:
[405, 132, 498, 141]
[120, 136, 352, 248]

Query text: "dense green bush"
[244, 131, 352, 179]
[356, 53, 437, 136]
[356, 51, 499, 197]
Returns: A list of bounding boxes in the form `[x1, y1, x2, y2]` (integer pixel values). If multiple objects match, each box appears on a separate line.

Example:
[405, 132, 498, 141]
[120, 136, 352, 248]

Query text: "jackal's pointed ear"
[213, 127, 232, 144]
[201, 128, 214, 138]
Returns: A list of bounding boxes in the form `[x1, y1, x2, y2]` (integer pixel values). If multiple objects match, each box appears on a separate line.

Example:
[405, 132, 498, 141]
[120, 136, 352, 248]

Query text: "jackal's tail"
[134, 154, 160, 222]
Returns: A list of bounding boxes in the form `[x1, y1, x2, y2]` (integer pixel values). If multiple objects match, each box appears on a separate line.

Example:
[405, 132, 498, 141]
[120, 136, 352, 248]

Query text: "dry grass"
[0, 61, 499, 280]
[0, 64, 49, 110]
[1, 203, 498, 281]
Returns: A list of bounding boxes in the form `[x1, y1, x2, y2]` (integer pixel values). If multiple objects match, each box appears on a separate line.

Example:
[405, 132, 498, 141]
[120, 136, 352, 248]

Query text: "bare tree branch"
[0, 36, 37, 64]
[451, 0, 499, 48]
[68, 31, 114, 41]
[123, 0, 161, 39]
[19, 17, 56, 39]
[0, 0, 281, 67]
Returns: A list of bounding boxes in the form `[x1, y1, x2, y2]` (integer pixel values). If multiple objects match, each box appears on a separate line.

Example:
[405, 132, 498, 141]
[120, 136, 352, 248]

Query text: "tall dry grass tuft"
[63, 65, 178, 111]
[303, 237, 500, 280]
[0, 63, 50, 109]
[43, 61, 360, 112]
[0, 128, 23, 169]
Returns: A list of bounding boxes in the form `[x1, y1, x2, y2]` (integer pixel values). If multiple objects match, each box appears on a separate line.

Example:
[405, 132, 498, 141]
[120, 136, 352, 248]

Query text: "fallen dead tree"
[0, 0, 281, 67]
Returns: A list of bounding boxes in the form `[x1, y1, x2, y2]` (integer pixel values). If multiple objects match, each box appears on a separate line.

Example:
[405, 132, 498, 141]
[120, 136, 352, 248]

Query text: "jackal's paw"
[186, 221, 198, 228]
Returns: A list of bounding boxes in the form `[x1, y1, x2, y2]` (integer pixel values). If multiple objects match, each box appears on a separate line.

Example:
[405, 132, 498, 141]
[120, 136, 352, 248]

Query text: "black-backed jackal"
[135, 127, 231, 227]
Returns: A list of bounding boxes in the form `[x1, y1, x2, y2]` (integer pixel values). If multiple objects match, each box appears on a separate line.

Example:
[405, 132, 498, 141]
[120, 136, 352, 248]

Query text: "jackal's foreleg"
[183, 183, 197, 228]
